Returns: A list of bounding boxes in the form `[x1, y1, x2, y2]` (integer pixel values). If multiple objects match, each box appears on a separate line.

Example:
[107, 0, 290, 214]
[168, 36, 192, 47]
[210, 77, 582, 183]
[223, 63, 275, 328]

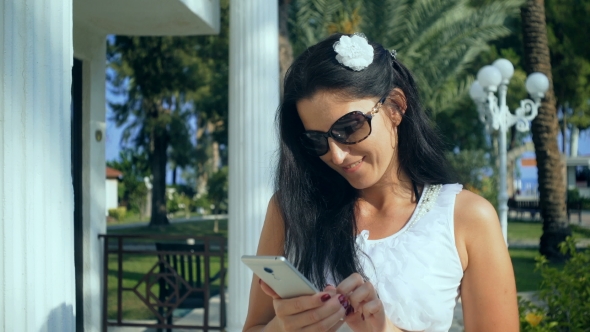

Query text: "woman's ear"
[386, 88, 407, 126]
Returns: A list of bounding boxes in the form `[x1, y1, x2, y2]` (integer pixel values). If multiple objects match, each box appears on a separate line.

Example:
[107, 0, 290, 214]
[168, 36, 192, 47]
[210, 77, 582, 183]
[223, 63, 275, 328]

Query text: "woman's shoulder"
[451, 188, 504, 270]
[453, 189, 499, 227]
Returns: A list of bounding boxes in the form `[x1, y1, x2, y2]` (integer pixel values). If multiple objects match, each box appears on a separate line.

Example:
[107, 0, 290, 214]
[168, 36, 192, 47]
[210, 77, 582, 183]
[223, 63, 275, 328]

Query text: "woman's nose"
[326, 138, 348, 164]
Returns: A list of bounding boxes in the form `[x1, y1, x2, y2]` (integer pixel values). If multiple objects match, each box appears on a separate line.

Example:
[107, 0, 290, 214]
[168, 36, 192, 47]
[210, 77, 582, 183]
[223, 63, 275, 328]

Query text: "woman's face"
[297, 90, 401, 190]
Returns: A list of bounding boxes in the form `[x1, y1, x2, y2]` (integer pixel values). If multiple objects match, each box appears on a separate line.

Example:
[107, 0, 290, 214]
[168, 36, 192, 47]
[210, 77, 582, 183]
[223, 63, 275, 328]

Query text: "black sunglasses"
[300, 96, 387, 156]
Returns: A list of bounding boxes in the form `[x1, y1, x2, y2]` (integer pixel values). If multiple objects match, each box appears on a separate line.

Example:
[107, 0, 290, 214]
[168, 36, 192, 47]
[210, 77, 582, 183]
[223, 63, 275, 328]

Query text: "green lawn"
[108, 219, 228, 237]
[507, 220, 587, 292]
[507, 220, 590, 242]
[108, 211, 220, 225]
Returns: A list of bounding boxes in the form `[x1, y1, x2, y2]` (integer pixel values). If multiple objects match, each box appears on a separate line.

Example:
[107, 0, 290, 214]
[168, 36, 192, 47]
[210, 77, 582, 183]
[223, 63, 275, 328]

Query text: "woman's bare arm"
[454, 190, 519, 332]
[243, 196, 286, 332]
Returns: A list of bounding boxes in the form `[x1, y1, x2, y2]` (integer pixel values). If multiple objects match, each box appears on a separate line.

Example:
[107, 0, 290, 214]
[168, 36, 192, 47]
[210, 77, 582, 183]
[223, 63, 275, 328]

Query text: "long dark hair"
[275, 33, 457, 288]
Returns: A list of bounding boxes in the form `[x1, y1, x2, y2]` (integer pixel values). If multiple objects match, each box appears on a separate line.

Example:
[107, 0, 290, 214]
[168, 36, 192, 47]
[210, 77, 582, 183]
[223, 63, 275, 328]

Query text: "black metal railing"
[98, 234, 227, 332]
[508, 198, 583, 223]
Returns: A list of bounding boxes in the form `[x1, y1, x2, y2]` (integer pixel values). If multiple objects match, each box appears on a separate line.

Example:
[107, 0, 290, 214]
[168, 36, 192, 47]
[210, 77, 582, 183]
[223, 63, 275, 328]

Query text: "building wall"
[106, 179, 119, 213]
[0, 1, 76, 331]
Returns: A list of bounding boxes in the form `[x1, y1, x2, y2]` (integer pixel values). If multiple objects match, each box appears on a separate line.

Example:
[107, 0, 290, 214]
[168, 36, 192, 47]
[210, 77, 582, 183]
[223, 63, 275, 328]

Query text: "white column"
[73, 24, 107, 332]
[0, 1, 76, 331]
[227, 0, 279, 331]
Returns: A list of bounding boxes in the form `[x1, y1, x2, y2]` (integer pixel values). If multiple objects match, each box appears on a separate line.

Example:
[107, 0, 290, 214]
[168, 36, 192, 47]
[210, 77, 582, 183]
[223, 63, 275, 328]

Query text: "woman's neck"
[358, 169, 416, 211]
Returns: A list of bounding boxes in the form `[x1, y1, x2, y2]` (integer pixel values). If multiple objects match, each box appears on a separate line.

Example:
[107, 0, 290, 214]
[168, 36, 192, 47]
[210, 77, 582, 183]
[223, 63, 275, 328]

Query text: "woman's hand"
[337, 273, 401, 332]
[259, 280, 347, 331]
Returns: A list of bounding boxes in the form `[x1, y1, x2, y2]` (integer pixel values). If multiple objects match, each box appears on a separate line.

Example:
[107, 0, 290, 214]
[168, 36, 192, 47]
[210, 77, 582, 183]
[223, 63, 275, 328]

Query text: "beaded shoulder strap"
[407, 184, 443, 229]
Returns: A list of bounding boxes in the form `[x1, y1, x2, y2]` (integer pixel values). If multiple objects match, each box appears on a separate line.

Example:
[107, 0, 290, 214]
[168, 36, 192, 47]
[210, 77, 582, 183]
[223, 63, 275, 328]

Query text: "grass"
[507, 220, 590, 242]
[108, 211, 220, 226]
[510, 248, 544, 292]
[107, 219, 228, 321]
[108, 219, 228, 237]
[507, 220, 588, 292]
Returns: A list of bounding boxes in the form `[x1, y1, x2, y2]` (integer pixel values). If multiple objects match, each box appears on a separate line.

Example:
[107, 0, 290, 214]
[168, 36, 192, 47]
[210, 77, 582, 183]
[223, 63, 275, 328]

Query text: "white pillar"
[73, 23, 107, 332]
[0, 0, 76, 331]
[498, 84, 509, 244]
[227, 0, 279, 330]
[570, 126, 579, 157]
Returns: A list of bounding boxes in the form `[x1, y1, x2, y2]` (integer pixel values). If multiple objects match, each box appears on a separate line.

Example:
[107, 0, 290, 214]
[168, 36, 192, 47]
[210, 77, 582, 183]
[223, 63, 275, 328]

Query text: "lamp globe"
[492, 58, 514, 82]
[525, 72, 549, 95]
[469, 81, 486, 102]
[477, 65, 502, 91]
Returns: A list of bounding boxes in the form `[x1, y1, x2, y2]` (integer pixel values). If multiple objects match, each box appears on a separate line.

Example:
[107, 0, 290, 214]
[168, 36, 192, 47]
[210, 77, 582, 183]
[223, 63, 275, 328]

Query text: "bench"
[155, 241, 226, 332]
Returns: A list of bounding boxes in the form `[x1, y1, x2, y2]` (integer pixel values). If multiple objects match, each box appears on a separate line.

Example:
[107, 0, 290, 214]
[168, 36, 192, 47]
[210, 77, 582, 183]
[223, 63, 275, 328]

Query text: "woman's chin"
[346, 177, 376, 190]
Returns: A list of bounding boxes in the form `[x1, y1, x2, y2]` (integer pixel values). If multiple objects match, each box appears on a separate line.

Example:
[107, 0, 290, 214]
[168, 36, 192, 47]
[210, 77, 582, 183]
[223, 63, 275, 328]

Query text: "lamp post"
[469, 59, 549, 244]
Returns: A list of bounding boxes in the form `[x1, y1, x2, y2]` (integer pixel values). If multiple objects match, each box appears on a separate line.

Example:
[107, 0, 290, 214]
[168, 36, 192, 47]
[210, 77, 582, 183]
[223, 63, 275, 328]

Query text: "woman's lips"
[342, 157, 364, 173]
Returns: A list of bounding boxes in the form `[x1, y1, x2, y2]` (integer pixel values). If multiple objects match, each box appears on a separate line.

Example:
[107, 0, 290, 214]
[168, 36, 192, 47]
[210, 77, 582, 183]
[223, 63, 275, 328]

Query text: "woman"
[243, 33, 518, 332]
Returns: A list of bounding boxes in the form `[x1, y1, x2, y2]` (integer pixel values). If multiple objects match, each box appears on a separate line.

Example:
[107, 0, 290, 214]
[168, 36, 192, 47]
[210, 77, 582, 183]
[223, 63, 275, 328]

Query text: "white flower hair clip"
[333, 33, 374, 71]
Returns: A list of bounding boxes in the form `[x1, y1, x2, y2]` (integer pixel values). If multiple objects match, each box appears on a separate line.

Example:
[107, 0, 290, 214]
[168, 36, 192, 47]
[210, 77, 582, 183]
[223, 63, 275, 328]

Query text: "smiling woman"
[242, 33, 519, 332]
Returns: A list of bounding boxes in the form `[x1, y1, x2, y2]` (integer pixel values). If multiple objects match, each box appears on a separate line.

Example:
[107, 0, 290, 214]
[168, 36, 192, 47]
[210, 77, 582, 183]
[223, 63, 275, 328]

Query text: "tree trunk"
[521, 0, 570, 261]
[149, 104, 170, 226]
[279, 0, 294, 96]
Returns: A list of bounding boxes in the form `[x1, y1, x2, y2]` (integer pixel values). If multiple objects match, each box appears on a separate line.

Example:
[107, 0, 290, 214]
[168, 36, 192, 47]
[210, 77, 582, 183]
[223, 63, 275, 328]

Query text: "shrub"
[108, 207, 127, 221]
[191, 193, 212, 215]
[519, 237, 590, 331]
[567, 188, 581, 203]
[166, 188, 180, 214]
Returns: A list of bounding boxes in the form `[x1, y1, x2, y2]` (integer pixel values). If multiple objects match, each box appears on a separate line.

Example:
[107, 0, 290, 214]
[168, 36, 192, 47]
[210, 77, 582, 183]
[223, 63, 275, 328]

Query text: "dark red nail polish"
[345, 306, 354, 316]
[338, 295, 346, 303]
[321, 294, 331, 302]
[341, 300, 349, 309]
[361, 313, 365, 320]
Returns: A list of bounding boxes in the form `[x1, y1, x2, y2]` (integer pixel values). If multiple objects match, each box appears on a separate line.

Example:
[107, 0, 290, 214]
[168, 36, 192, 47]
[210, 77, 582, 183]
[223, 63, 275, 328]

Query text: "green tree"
[106, 149, 150, 218]
[287, 0, 525, 114]
[186, 0, 230, 194]
[207, 166, 228, 215]
[108, 37, 205, 226]
[546, 0, 590, 155]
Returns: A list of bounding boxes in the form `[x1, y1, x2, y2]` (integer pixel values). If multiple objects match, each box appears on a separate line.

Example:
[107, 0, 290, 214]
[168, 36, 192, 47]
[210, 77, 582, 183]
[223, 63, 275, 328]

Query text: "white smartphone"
[241, 255, 319, 299]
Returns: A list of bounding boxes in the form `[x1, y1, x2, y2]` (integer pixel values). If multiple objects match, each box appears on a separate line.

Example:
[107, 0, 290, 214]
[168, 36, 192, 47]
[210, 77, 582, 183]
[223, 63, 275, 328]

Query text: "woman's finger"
[259, 278, 280, 299]
[274, 291, 337, 317]
[347, 280, 377, 312]
[362, 298, 388, 331]
[298, 299, 346, 332]
[335, 273, 365, 295]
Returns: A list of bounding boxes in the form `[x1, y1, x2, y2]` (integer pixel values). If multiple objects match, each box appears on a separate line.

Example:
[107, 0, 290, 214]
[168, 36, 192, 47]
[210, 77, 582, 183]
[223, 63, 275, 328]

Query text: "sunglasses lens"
[331, 112, 370, 143]
[301, 133, 329, 155]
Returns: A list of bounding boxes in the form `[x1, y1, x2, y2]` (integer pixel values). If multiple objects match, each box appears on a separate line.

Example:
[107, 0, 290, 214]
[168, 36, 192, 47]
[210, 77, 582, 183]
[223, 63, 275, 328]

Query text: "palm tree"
[521, 0, 570, 261]
[287, 0, 524, 114]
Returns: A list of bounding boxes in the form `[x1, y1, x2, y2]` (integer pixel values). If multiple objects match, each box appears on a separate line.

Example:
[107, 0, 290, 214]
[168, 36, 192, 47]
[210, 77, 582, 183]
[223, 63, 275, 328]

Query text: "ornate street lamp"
[469, 59, 549, 244]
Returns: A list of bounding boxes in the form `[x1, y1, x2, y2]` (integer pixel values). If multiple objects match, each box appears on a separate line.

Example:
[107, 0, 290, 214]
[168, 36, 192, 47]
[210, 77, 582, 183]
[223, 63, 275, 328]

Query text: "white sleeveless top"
[338, 183, 464, 332]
